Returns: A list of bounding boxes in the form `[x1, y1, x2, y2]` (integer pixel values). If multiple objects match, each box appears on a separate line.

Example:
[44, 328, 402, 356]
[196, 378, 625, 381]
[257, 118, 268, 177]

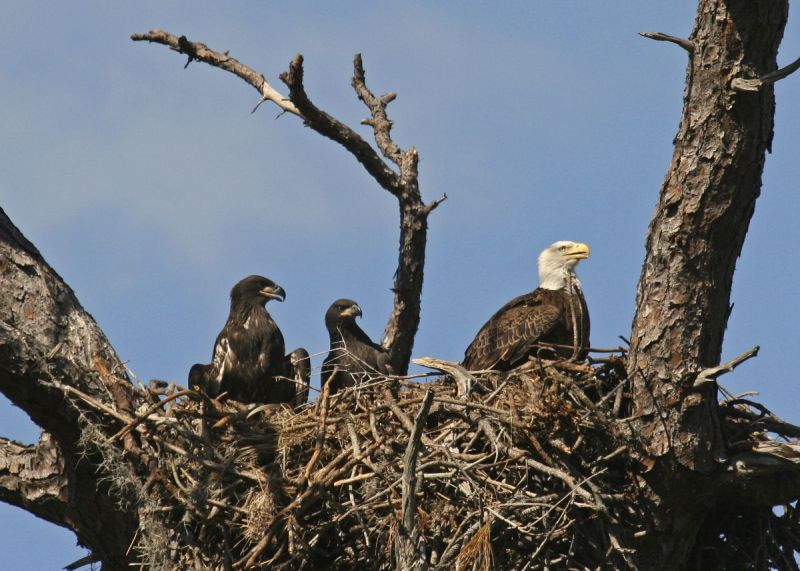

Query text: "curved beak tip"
[344, 304, 363, 318]
[570, 243, 590, 260]
[260, 286, 286, 302]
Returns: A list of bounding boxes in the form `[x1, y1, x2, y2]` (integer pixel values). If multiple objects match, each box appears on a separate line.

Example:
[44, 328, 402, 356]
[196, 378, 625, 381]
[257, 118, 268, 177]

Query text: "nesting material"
[68, 350, 800, 570]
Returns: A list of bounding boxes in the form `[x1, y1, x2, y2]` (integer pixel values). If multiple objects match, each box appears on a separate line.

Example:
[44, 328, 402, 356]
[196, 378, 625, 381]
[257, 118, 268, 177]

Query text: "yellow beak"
[564, 243, 590, 260]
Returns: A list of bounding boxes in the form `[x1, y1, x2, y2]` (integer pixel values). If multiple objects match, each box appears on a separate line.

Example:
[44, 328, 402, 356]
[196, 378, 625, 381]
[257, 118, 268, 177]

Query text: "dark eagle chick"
[288, 347, 311, 407]
[189, 275, 306, 405]
[322, 299, 392, 394]
[463, 241, 591, 371]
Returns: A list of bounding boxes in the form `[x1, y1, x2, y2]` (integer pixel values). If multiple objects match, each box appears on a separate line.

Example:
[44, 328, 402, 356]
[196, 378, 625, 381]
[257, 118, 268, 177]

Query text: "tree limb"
[628, 0, 788, 469]
[732, 54, 800, 92]
[395, 389, 434, 571]
[0, 433, 72, 530]
[639, 32, 695, 53]
[130, 30, 300, 117]
[720, 440, 800, 506]
[0, 208, 138, 566]
[278, 53, 403, 195]
[131, 31, 441, 373]
[693, 345, 759, 388]
[626, 2, 791, 566]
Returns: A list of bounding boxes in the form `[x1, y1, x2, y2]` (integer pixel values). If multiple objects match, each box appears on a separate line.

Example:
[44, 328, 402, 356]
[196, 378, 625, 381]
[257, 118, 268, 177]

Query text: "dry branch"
[129, 30, 300, 116]
[131, 30, 444, 375]
[23, 352, 648, 569]
[639, 31, 694, 53]
[395, 389, 434, 571]
[0, 433, 70, 528]
[732, 54, 800, 91]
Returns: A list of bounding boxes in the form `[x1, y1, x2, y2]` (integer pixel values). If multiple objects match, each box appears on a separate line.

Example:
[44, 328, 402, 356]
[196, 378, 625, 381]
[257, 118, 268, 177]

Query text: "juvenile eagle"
[463, 241, 590, 371]
[321, 299, 392, 394]
[288, 347, 311, 407]
[189, 275, 307, 405]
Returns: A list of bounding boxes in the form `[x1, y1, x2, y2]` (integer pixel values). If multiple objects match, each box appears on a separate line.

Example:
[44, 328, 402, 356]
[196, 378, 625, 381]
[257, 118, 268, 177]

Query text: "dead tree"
[630, 1, 800, 567]
[1, 1, 800, 569]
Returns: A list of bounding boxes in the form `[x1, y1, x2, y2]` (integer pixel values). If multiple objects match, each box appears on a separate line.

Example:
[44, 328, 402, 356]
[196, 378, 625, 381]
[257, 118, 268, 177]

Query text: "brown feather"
[463, 288, 589, 371]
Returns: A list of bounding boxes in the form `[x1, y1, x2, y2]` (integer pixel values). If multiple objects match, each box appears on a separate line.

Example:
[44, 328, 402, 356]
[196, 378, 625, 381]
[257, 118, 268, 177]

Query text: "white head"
[538, 241, 590, 291]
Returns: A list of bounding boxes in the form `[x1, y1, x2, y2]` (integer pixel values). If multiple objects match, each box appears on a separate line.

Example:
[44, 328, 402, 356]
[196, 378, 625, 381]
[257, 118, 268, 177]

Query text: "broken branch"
[639, 31, 694, 54]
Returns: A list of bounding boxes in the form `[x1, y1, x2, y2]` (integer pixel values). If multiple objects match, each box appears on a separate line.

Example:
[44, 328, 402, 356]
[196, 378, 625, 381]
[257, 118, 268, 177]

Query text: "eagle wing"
[463, 290, 563, 371]
[322, 337, 392, 395]
[356, 339, 392, 376]
[210, 313, 287, 403]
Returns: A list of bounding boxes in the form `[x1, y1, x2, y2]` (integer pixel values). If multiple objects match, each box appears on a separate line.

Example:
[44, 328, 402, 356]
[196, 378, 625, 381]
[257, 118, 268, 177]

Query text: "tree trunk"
[0, 208, 138, 568]
[628, 0, 789, 566]
[1, 2, 799, 568]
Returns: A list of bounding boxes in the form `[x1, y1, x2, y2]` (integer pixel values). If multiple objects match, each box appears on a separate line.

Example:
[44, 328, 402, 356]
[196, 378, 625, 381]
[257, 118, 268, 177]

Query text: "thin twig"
[639, 31, 694, 53]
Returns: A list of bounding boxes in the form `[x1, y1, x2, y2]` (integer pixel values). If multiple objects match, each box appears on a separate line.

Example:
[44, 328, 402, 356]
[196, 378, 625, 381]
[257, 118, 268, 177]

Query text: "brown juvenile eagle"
[321, 299, 392, 394]
[189, 275, 308, 405]
[463, 241, 590, 371]
[288, 347, 311, 407]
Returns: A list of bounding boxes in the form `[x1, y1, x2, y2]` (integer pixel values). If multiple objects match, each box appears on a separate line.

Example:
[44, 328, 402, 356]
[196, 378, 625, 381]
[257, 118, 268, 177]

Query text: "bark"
[0, 433, 69, 528]
[629, 0, 788, 468]
[628, 0, 793, 568]
[0, 208, 138, 568]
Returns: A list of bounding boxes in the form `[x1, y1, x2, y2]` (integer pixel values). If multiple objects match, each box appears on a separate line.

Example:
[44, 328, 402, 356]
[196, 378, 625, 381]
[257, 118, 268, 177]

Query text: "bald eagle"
[463, 241, 590, 371]
[322, 299, 392, 394]
[189, 275, 307, 405]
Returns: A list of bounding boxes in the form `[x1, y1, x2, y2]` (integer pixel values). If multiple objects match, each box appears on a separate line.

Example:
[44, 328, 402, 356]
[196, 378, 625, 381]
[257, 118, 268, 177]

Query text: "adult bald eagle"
[189, 275, 307, 405]
[463, 241, 590, 371]
[321, 299, 392, 394]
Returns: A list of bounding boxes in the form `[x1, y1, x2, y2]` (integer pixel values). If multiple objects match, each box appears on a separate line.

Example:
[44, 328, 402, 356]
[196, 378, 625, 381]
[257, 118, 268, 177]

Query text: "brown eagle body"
[189, 275, 308, 405]
[288, 347, 311, 407]
[463, 241, 591, 371]
[322, 299, 392, 395]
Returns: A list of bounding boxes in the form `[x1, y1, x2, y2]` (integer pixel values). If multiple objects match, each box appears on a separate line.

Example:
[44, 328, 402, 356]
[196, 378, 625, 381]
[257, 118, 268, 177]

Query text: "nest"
[68, 351, 800, 570]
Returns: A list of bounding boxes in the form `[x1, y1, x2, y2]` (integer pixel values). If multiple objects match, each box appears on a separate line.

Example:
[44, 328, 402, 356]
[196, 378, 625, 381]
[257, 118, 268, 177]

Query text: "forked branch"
[131, 30, 444, 373]
[277, 53, 402, 195]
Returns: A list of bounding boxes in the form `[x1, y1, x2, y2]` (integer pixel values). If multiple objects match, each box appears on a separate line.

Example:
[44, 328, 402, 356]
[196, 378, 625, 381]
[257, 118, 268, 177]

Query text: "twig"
[639, 31, 694, 53]
[693, 345, 760, 389]
[111, 388, 198, 441]
[56, 382, 133, 424]
[131, 30, 301, 116]
[396, 389, 435, 570]
[304, 380, 332, 481]
[414, 357, 476, 398]
[732, 56, 800, 92]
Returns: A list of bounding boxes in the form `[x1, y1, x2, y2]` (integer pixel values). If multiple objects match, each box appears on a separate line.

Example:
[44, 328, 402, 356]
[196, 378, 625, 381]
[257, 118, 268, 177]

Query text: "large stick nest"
[70, 353, 800, 570]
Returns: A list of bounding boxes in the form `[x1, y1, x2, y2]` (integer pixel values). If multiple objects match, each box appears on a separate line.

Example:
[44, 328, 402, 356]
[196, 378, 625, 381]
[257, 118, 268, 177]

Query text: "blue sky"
[2, 2, 799, 568]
